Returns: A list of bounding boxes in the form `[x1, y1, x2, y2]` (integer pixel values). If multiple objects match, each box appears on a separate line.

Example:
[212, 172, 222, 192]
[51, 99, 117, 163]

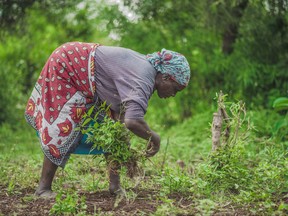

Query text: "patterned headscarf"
[146, 49, 190, 86]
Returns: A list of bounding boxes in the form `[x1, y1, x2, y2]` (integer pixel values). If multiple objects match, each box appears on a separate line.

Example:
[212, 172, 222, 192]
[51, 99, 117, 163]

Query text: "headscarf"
[146, 49, 190, 86]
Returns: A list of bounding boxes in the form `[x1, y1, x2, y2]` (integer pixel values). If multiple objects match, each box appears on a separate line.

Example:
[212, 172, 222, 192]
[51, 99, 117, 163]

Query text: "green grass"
[0, 108, 287, 215]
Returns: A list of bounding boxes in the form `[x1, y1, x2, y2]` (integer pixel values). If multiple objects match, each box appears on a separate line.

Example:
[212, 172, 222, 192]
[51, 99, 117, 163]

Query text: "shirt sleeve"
[124, 101, 145, 119]
[114, 78, 152, 119]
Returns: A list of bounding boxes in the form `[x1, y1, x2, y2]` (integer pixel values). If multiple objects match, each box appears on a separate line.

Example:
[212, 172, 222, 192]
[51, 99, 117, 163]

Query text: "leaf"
[273, 97, 288, 111]
[273, 119, 288, 134]
[82, 118, 92, 127]
[87, 105, 95, 116]
[92, 121, 99, 129]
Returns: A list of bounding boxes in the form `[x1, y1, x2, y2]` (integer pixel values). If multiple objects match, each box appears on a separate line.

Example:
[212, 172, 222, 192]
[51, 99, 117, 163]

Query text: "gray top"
[94, 46, 157, 119]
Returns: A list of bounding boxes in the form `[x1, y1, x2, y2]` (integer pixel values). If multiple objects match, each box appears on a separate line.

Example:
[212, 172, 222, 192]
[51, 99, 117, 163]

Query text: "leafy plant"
[157, 167, 192, 194]
[80, 103, 145, 178]
[50, 191, 87, 215]
[273, 97, 288, 111]
[272, 97, 288, 140]
[189, 97, 288, 214]
[7, 180, 15, 195]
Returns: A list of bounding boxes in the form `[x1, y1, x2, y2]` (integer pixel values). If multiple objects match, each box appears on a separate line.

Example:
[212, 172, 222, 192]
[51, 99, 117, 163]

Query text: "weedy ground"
[0, 107, 287, 215]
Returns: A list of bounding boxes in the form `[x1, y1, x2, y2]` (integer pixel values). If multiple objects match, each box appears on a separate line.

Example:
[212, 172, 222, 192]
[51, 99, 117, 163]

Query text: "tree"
[101, 0, 288, 123]
[0, 0, 111, 126]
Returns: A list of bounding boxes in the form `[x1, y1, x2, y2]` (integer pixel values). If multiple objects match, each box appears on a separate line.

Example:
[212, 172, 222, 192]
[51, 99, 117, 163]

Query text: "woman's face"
[156, 75, 185, 99]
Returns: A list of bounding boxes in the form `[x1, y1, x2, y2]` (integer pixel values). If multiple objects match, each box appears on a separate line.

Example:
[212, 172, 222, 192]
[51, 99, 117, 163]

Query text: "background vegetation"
[0, 0, 287, 215]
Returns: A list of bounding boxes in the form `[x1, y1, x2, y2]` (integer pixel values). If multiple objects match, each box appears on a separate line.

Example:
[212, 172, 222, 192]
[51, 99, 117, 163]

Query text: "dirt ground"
[1, 185, 287, 215]
[0, 186, 191, 215]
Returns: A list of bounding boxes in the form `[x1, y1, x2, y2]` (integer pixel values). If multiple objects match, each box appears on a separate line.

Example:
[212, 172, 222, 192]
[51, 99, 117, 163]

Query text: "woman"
[25, 42, 190, 198]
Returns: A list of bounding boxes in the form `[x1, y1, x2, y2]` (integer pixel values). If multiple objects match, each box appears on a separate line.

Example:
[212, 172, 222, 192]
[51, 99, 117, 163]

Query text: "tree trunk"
[222, 0, 249, 54]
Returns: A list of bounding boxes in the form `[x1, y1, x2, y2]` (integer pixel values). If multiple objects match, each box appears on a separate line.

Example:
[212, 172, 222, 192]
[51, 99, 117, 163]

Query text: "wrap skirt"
[25, 42, 104, 167]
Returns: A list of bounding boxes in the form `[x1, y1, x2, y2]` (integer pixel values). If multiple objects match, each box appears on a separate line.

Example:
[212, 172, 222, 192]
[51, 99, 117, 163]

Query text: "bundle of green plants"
[79, 103, 145, 178]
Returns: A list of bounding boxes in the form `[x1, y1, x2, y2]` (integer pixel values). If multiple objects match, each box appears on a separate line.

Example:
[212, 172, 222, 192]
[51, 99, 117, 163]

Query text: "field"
[0, 108, 287, 215]
[1, 1, 288, 215]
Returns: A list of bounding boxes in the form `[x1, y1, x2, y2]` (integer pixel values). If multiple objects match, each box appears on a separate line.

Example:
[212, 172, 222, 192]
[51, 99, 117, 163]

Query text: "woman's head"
[146, 49, 190, 87]
[154, 73, 185, 99]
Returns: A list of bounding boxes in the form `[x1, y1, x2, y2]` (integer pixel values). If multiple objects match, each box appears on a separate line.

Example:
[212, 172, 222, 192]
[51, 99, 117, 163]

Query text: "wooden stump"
[211, 91, 230, 151]
[212, 110, 223, 151]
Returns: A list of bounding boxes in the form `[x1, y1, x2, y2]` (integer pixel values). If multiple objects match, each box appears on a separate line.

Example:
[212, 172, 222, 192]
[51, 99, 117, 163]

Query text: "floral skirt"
[25, 42, 103, 167]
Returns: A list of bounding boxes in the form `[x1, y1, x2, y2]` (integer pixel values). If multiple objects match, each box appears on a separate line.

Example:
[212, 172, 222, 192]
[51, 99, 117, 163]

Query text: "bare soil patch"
[1, 185, 287, 215]
[0, 186, 163, 215]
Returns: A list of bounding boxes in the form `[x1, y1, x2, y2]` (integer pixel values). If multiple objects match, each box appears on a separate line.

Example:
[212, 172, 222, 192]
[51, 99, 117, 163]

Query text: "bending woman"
[25, 42, 190, 198]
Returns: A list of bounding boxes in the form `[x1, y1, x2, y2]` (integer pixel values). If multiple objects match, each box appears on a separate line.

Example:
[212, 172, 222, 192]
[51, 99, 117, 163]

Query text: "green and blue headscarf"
[146, 49, 190, 86]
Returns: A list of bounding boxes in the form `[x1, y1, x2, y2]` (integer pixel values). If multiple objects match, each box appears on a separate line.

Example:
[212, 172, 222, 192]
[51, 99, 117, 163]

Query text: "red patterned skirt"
[25, 42, 100, 167]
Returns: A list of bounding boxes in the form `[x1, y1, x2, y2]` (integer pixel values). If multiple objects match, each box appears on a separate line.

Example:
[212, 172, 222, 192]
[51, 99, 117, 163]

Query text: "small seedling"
[50, 190, 87, 215]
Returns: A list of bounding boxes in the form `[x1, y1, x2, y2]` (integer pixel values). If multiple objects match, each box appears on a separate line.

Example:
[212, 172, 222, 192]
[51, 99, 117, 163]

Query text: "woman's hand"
[124, 118, 161, 156]
[145, 141, 160, 157]
[145, 131, 160, 157]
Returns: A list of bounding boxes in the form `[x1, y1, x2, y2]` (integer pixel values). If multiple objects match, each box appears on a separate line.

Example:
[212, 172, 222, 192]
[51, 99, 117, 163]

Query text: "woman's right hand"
[145, 131, 160, 157]
[124, 118, 161, 157]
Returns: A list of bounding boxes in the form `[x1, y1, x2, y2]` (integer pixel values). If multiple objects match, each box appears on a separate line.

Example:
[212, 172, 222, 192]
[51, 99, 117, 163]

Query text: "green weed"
[157, 167, 192, 194]
[7, 180, 15, 195]
[50, 190, 87, 215]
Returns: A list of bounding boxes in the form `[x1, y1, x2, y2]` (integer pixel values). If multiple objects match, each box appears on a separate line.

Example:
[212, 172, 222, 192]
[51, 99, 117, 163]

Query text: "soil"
[1, 185, 287, 215]
[0, 186, 185, 215]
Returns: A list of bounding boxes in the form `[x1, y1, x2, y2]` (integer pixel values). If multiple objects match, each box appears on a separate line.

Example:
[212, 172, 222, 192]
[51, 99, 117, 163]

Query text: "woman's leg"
[104, 154, 122, 195]
[108, 164, 121, 194]
[35, 155, 58, 198]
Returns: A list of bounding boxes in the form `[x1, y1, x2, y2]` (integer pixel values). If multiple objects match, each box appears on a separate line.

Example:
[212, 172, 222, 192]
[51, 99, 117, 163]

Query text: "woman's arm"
[124, 118, 161, 157]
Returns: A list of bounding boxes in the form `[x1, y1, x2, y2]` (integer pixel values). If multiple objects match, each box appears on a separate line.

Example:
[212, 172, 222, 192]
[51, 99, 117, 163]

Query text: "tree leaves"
[273, 97, 288, 111]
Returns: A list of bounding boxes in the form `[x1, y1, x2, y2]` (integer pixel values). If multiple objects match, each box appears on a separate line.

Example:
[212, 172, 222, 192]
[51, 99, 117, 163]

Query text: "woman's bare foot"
[35, 189, 57, 198]
[34, 155, 58, 199]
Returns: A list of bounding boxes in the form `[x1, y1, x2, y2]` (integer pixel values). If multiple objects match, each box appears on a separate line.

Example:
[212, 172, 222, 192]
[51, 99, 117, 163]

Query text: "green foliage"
[0, 105, 287, 214]
[272, 97, 288, 141]
[193, 99, 250, 193]
[100, 0, 288, 125]
[50, 190, 87, 215]
[80, 104, 134, 163]
[157, 167, 192, 194]
[0, 1, 288, 214]
[189, 102, 288, 213]
[1, 0, 287, 126]
[0, 0, 112, 126]
[143, 97, 287, 215]
[273, 97, 288, 111]
[154, 197, 189, 216]
[80, 104, 145, 178]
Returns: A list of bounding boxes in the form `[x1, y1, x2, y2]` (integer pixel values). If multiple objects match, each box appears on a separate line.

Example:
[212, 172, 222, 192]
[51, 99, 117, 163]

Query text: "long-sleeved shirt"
[94, 46, 157, 119]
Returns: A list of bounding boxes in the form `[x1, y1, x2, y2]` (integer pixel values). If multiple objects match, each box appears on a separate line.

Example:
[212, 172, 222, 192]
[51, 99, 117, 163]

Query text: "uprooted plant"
[79, 102, 145, 178]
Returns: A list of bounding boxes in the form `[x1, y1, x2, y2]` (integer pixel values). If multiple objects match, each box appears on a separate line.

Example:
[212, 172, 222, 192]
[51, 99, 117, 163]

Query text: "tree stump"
[212, 110, 223, 151]
[211, 91, 230, 151]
